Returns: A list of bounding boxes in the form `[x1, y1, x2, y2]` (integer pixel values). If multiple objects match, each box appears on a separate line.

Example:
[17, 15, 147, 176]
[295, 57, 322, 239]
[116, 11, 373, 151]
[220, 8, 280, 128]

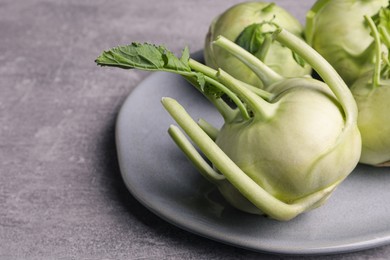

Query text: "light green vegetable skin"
[307, 0, 390, 166]
[306, 0, 389, 86]
[204, 2, 311, 87]
[96, 29, 361, 221]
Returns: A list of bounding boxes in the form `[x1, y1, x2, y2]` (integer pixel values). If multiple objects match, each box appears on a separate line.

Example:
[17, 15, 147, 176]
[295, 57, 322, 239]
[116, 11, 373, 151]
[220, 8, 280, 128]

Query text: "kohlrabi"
[204, 1, 311, 87]
[305, 0, 389, 86]
[350, 12, 390, 166]
[95, 29, 361, 221]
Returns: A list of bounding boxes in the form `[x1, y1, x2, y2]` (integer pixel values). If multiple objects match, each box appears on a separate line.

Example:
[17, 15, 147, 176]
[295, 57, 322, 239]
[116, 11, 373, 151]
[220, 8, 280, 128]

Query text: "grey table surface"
[1, 0, 389, 259]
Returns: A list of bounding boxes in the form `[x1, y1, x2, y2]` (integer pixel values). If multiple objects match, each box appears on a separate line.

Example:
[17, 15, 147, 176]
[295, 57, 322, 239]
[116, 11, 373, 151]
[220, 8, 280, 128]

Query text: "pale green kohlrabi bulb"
[350, 11, 390, 166]
[166, 31, 361, 220]
[215, 77, 361, 214]
[305, 0, 389, 86]
[204, 2, 312, 88]
[351, 73, 390, 166]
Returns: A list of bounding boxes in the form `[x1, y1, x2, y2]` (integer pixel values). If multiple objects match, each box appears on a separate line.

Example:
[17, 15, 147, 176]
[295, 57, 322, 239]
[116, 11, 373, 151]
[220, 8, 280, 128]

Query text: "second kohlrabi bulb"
[205, 2, 311, 88]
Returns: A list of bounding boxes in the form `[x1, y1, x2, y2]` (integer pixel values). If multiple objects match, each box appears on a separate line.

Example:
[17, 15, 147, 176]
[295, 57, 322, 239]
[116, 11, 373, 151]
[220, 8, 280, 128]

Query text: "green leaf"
[370, 7, 390, 80]
[292, 52, 306, 68]
[95, 42, 191, 72]
[180, 46, 190, 65]
[195, 72, 206, 91]
[373, 7, 390, 29]
[194, 73, 224, 98]
[235, 23, 306, 67]
[372, 7, 390, 47]
[235, 23, 269, 56]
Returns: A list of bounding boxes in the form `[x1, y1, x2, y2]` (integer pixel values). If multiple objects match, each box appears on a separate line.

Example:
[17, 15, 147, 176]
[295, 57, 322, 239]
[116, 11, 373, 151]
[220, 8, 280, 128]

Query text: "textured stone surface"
[0, 0, 389, 259]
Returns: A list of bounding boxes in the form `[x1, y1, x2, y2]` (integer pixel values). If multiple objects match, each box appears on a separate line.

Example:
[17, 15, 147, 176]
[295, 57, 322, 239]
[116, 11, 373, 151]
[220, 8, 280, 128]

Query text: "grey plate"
[116, 54, 390, 255]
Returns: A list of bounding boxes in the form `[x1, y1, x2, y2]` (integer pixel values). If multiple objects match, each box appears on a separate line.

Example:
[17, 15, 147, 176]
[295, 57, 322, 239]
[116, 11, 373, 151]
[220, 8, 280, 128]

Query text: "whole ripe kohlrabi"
[350, 11, 390, 166]
[204, 1, 311, 87]
[95, 29, 361, 221]
[305, 0, 389, 86]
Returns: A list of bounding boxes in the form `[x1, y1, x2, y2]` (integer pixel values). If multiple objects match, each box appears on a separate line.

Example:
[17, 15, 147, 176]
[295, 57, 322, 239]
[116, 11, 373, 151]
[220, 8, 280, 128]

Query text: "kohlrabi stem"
[213, 36, 284, 86]
[188, 59, 216, 78]
[240, 81, 274, 101]
[204, 76, 250, 120]
[257, 34, 273, 61]
[197, 118, 219, 140]
[183, 75, 238, 121]
[208, 96, 237, 123]
[305, 0, 331, 46]
[162, 97, 334, 221]
[217, 69, 277, 120]
[274, 29, 358, 128]
[168, 125, 225, 184]
[190, 58, 274, 101]
[365, 15, 382, 88]
[305, 11, 315, 46]
[188, 59, 250, 120]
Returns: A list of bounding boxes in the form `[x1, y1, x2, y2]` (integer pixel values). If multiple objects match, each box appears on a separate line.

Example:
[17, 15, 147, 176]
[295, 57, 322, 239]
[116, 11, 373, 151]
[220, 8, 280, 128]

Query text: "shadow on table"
[94, 98, 389, 259]
[93, 104, 253, 256]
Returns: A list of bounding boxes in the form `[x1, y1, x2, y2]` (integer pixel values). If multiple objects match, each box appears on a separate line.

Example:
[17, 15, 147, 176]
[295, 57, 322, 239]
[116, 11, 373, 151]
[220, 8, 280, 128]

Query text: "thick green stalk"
[194, 38, 278, 120]
[365, 15, 382, 88]
[213, 36, 284, 86]
[217, 69, 277, 120]
[168, 125, 225, 183]
[305, 0, 332, 46]
[197, 118, 219, 140]
[274, 29, 358, 130]
[183, 76, 236, 121]
[256, 34, 273, 61]
[206, 96, 237, 123]
[239, 80, 274, 101]
[189, 59, 215, 78]
[190, 59, 274, 101]
[204, 75, 250, 120]
[187, 59, 250, 120]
